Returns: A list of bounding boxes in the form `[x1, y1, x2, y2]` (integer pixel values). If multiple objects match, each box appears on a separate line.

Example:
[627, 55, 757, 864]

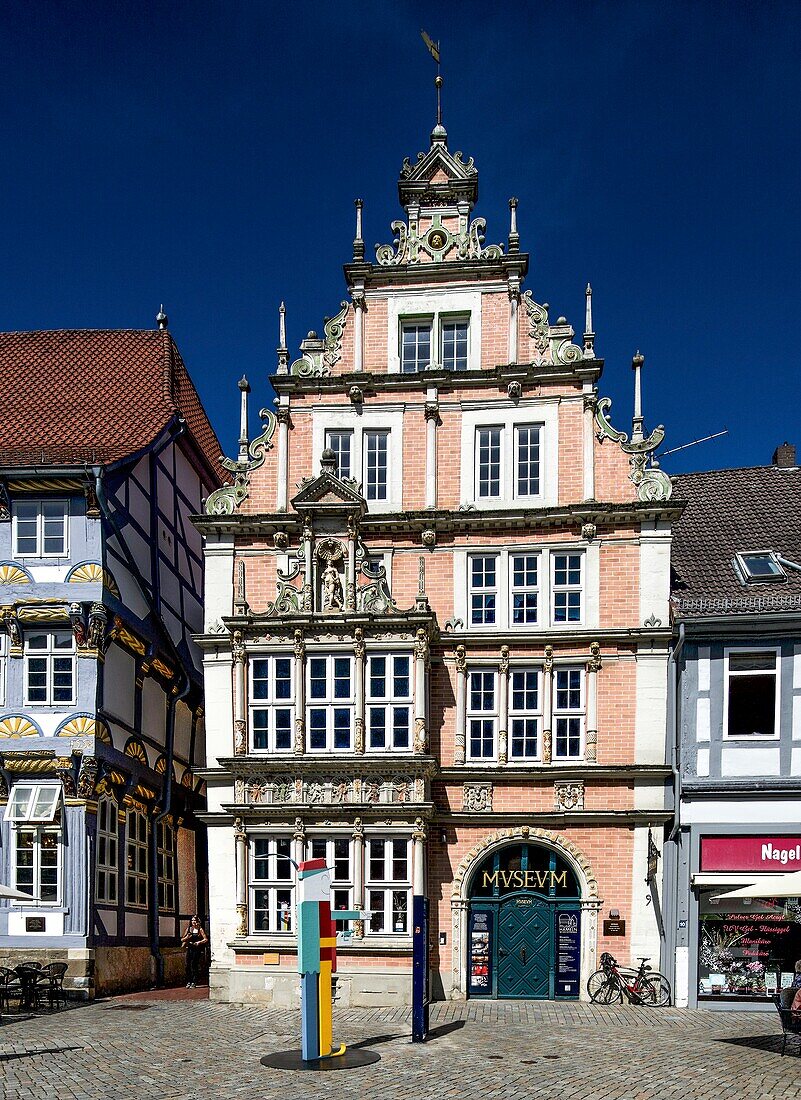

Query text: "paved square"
[0, 994, 796, 1099]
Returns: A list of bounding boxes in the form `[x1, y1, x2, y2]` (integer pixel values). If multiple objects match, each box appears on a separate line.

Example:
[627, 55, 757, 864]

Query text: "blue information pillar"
[412, 895, 429, 1042]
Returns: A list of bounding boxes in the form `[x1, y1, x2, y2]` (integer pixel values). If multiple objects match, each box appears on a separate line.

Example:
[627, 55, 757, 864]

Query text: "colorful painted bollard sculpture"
[297, 857, 368, 1061]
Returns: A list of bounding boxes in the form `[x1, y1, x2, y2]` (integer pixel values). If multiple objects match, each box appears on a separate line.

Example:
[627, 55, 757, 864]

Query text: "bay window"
[366, 837, 410, 934]
[366, 653, 412, 751]
[251, 836, 294, 933]
[251, 655, 294, 752]
[308, 655, 354, 751]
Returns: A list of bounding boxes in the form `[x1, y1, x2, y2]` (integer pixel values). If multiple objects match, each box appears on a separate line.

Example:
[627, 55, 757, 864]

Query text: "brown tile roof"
[0, 329, 223, 482]
[671, 465, 801, 617]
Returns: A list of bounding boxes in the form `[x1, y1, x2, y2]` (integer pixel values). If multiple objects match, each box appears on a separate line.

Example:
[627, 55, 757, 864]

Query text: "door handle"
[521, 947, 527, 964]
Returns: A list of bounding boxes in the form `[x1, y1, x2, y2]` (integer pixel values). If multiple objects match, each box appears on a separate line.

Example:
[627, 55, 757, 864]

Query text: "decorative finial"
[156, 304, 168, 331]
[277, 301, 289, 375]
[238, 375, 251, 462]
[508, 198, 519, 253]
[353, 199, 365, 263]
[631, 351, 645, 443]
[583, 283, 595, 359]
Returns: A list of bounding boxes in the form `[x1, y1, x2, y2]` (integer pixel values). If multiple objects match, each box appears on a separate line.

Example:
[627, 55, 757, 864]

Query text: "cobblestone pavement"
[0, 993, 796, 1100]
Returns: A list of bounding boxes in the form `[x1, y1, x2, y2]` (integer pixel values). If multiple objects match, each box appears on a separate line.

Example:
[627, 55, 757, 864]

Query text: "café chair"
[0, 967, 22, 1013]
[773, 992, 801, 1055]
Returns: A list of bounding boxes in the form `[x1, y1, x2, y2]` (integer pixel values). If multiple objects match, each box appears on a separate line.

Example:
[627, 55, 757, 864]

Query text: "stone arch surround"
[449, 826, 603, 1001]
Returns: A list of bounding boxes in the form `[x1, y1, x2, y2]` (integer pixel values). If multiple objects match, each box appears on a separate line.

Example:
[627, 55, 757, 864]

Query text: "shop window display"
[698, 889, 801, 1000]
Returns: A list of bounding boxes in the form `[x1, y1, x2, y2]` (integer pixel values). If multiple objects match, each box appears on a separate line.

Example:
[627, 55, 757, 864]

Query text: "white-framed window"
[724, 648, 780, 738]
[509, 669, 541, 761]
[516, 425, 541, 497]
[469, 555, 498, 626]
[12, 499, 69, 558]
[476, 426, 502, 499]
[126, 808, 149, 908]
[250, 655, 294, 753]
[307, 655, 354, 752]
[24, 631, 75, 706]
[15, 825, 61, 904]
[157, 819, 175, 911]
[325, 429, 354, 479]
[5, 782, 61, 823]
[554, 668, 584, 759]
[511, 553, 540, 626]
[366, 837, 410, 935]
[468, 670, 498, 760]
[366, 653, 412, 751]
[441, 316, 469, 371]
[96, 796, 119, 903]
[401, 320, 432, 373]
[308, 837, 353, 929]
[460, 405, 559, 508]
[250, 836, 294, 933]
[552, 553, 583, 624]
[0, 631, 7, 706]
[363, 430, 389, 501]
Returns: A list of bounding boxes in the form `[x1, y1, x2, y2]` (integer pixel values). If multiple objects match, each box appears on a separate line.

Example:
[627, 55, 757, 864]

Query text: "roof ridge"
[160, 329, 177, 410]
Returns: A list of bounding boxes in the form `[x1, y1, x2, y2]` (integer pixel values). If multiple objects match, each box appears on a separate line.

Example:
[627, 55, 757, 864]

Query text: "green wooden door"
[497, 896, 552, 998]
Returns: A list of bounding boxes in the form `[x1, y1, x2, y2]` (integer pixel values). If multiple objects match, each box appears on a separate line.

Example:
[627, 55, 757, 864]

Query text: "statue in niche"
[321, 562, 344, 611]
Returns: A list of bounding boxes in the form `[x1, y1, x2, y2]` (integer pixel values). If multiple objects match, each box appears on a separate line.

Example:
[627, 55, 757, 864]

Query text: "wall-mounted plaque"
[25, 917, 45, 933]
[603, 918, 626, 936]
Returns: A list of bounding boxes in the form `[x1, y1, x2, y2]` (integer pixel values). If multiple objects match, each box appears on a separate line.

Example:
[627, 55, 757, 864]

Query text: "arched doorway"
[467, 842, 582, 999]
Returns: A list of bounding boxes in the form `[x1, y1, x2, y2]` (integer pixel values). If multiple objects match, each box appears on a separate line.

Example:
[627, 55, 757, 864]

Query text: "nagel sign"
[701, 836, 801, 872]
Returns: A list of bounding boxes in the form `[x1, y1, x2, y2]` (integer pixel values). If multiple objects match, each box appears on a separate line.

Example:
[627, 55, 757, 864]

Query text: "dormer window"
[734, 551, 786, 584]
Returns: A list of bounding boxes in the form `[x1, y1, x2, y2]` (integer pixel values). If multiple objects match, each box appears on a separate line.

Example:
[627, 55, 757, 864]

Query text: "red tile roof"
[0, 329, 223, 482]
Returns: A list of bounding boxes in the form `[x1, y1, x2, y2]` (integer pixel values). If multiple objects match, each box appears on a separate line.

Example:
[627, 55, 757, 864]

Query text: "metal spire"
[277, 302, 289, 374]
[156, 304, 168, 331]
[238, 375, 251, 462]
[583, 284, 595, 359]
[631, 351, 645, 443]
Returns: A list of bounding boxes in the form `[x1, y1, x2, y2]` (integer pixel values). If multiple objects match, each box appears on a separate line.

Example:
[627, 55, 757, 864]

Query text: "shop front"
[693, 833, 801, 1005]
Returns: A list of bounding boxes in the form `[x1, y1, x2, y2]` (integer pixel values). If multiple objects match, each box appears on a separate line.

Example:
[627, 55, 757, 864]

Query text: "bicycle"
[587, 952, 671, 1007]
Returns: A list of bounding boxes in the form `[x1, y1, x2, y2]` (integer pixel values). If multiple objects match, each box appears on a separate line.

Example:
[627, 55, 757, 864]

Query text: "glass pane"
[729, 675, 776, 736]
[9, 784, 34, 820]
[251, 659, 270, 700]
[31, 786, 59, 821]
[729, 652, 777, 673]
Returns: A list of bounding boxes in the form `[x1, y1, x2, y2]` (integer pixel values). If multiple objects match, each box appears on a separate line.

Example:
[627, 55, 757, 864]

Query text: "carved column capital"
[424, 402, 441, 424]
[455, 645, 467, 674]
[499, 644, 510, 675]
[354, 626, 366, 660]
[276, 406, 292, 426]
[293, 628, 305, 661]
[232, 630, 246, 664]
[587, 641, 602, 673]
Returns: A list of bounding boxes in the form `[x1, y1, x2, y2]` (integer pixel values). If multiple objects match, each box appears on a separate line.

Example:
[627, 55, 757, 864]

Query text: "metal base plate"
[260, 1048, 381, 1071]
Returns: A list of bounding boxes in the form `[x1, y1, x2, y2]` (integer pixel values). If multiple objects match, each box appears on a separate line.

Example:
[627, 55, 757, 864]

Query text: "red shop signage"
[701, 836, 801, 872]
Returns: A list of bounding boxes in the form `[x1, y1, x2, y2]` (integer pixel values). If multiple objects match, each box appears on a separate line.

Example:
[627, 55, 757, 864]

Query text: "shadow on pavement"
[426, 1021, 467, 1041]
[715, 1035, 785, 1055]
[0, 1046, 84, 1062]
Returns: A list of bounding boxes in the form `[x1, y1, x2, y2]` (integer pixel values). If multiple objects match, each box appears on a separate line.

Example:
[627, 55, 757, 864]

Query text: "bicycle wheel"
[640, 973, 671, 1007]
[587, 970, 622, 1003]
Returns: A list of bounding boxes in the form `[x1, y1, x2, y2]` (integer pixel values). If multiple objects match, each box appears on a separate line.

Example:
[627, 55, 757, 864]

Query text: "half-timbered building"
[0, 322, 220, 996]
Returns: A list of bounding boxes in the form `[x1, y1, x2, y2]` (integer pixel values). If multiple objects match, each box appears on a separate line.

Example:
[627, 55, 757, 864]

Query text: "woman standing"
[181, 914, 208, 988]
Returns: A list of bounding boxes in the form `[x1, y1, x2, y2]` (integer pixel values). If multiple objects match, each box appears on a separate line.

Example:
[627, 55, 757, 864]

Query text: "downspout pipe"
[668, 622, 686, 842]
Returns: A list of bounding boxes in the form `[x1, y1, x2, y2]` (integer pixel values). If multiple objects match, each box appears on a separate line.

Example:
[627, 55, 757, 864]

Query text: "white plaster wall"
[682, 798, 801, 824]
[675, 944, 690, 1008]
[628, 825, 662, 965]
[174, 700, 193, 764]
[203, 656, 233, 765]
[721, 744, 780, 776]
[638, 520, 671, 625]
[204, 535, 234, 629]
[207, 824, 237, 967]
[103, 643, 136, 726]
[142, 676, 166, 744]
[634, 650, 669, 764]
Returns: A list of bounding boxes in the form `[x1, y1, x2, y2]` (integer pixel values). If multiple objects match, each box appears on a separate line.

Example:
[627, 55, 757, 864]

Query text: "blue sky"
[2, 1, 799, 474]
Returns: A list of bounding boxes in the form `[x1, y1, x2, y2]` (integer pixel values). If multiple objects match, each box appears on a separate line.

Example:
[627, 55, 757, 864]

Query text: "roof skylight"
[734, 551, 786, 584]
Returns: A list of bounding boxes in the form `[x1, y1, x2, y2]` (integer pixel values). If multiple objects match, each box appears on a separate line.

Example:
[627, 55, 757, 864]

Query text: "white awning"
[692, 873, 780, 887]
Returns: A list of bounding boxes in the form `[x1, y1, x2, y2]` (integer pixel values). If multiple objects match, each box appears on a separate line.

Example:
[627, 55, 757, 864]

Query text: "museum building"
[194, 113, 680, 1004]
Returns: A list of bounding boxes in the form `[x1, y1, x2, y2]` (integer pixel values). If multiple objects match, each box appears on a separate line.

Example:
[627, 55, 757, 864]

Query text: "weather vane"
[421, 29, 442, 125]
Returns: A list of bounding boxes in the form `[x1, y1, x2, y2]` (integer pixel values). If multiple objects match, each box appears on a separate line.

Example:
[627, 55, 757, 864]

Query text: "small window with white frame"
[441, 316, 468, 371]
[509, 669, 541, 761]
[157, 819, 175, 911]
[363, 430, 389, 501]
[12, 499, 69, 558]
[400, 320, 433, 373]
[126, 808, 148, 907]
[366, 837, 411, 934]
[734, 551, 787, 584]
[308, 836, 353, 929]
[366, 653, 412, 751]
[725, 649, 779, 737]
[511, 553, 540, 626]
[324, 429, 354, 479]
[469, 555, 498, 626]
[96, 795, 119, 903]
[552, 553, 584, 624]
[307, 655, 354, 752]
[554, 668, 584, 759]
[15, 823, 61, 903]
[468, 670, 498, 760]
[5, 782, 61, 823]
[475, 426, 502, 499]
[250, 836, 294, 933]
[515, 425, 541, 497]
[24, 631, 75, 706]
[250, 655, 294, 752]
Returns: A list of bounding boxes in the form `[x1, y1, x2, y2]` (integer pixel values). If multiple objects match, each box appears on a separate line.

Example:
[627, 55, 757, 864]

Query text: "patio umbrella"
[0, 883, 36, 901]
[713, 870, 801, 900]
